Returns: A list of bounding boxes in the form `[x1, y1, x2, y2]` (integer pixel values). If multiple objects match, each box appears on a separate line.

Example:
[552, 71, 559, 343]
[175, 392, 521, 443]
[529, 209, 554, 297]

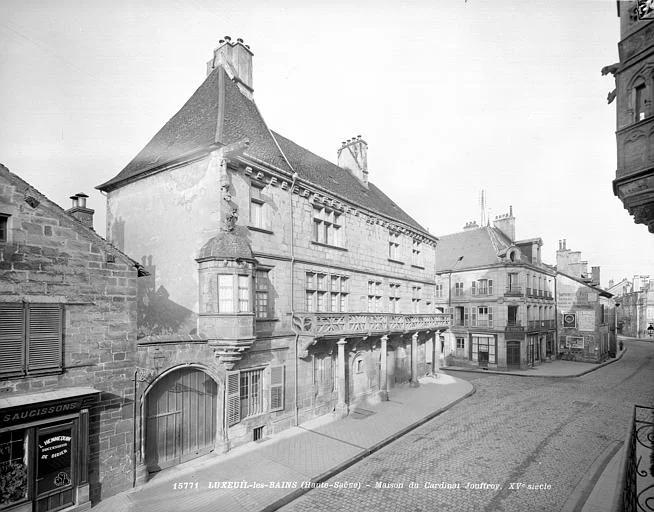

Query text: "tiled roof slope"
[434, 227, 511, 271]
[271, 132, 427, 233]
[98, 68, 291, 190]
[97, 64, 429, 235]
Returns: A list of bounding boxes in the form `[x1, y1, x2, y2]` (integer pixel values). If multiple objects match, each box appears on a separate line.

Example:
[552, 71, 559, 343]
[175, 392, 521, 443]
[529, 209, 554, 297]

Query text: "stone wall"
[0, 168, 139, 502]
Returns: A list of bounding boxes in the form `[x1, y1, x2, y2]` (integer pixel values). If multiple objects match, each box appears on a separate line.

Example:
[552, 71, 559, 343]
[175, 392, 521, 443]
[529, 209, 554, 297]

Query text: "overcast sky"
[1, 0, 652, 288]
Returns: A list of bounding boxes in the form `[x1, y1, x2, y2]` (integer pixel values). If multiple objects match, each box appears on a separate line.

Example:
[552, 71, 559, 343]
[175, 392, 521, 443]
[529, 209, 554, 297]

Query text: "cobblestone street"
[280, 340, 654, 512]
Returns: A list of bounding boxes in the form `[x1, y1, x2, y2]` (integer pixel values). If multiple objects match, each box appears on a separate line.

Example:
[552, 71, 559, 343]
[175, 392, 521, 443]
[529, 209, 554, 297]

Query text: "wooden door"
[146, 368, 217, 472]
[507, 341, 521, 368]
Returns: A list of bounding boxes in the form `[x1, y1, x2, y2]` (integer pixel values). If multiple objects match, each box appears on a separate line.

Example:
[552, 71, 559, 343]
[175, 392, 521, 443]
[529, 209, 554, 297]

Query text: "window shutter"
[489, 306, 493, 327]
[226, 372, 241, 427]
[472, 307, 477, 327]
[269, 365, 285, 412]
[489, 280, 493, 294]
[27, 304, 62, 372]
[472, 282, 477, 295]
[0, 303, 25, 375]
[464, 307, 469, 326]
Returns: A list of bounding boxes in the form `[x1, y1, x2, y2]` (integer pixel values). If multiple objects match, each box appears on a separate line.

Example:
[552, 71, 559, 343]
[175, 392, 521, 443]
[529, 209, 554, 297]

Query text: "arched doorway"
[145, 367, 218, 472]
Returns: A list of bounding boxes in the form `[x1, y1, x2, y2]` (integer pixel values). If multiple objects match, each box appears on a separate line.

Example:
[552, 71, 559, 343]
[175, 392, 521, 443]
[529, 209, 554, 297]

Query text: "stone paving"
[280, 339, 654, 512]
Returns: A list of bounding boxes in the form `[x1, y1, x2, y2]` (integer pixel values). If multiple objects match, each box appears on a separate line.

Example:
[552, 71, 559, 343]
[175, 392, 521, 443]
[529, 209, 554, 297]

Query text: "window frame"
[255, 269, 274, 319]
[249, 182, 272, 231]
[388, 231, 401, 261]
[312, 206, 343, 247]
[0, 214, 8, 243]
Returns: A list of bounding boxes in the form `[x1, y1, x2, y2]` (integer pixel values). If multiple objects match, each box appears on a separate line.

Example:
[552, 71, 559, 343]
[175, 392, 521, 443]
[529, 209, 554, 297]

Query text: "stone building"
[434, 209, 556, 370]
[0, 166, 143, 511]
[608, 1, 654, 232]
[612, 276, 654, 337]
[555, 241, 615, 361]
[97, 37, 449, 480]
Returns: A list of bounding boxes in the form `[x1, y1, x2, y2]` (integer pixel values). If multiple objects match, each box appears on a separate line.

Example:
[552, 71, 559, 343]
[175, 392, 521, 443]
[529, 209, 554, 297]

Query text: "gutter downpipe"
[289, 172, 300, 426]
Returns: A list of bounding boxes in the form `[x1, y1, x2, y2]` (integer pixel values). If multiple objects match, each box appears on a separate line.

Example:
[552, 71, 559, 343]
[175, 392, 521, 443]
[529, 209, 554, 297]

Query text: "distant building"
[555, 241, 615, 361]
[0, 166, 143, 509]
[434, 209, 556, 370]
[609, 1, 654, 232]
[613, 276, 654, 337]
[97, 37, 449, 480]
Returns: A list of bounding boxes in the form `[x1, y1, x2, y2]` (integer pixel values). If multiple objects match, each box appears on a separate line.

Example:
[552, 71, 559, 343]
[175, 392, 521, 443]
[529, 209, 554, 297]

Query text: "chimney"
[337, 136, 368, 187]
[492, 206, 515, 241]
[463, 220, 479, 231]
[207, 36, 254, 97]
[66, 193, 94, 230]
[591, 266, 601, 286]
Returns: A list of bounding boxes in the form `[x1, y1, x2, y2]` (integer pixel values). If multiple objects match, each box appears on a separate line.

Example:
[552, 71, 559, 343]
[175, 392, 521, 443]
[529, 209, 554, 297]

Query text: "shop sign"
[0, 397, 92, 428]
[37, 426, 73, 495]
[577, 311, 596, 332]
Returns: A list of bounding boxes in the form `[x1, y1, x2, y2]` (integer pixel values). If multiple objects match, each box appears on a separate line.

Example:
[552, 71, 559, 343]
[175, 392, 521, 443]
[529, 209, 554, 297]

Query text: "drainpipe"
[132, 370, 138, 488]
[289, 172, 299, 426]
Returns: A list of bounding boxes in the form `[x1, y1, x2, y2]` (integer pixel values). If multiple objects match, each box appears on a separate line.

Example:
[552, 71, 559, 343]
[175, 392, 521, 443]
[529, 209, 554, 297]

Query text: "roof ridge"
[0, 164, 141, 269]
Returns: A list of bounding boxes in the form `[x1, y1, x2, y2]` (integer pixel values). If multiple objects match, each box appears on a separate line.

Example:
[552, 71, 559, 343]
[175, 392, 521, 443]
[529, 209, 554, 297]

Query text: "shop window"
[0, 430, 28, 508]
[0, 303, 63, 377]
[471, 336, 496, 364]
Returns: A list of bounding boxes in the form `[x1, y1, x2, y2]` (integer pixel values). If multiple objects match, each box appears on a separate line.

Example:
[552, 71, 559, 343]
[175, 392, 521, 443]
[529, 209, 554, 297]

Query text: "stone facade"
[98, 38, 448, 481]
[610, 1, 654, 232]
[615, 283, 654, 338]
[434, 214, 556, 371]
[0, 165, 140, 509]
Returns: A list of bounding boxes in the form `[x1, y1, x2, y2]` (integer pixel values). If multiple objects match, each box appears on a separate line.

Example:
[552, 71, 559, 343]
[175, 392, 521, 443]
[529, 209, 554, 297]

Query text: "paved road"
[280, 340, 654, 512]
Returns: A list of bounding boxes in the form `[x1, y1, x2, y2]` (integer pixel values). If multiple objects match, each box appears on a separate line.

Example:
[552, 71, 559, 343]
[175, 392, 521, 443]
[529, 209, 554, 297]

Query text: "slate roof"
[434, 226, 512, 272]
[97, 64, 428, 235]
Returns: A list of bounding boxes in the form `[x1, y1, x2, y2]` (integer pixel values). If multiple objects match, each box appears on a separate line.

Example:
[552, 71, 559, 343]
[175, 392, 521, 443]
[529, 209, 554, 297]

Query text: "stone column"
[377, 335, 389, 401]
[410, 333, 420, 388]
[335, 338, 349, 417]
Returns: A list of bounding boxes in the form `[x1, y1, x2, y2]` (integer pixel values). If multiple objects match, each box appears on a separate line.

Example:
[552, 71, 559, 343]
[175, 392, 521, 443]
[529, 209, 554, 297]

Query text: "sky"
[1, 0, 652, 289]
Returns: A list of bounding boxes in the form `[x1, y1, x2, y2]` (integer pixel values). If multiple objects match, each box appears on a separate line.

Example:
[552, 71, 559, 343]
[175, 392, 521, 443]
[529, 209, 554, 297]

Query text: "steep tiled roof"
[97, 64, 428, 234]
[271, 132, 427, 233]
[434, 227, 511, 271]
[98, 68, 291, 190]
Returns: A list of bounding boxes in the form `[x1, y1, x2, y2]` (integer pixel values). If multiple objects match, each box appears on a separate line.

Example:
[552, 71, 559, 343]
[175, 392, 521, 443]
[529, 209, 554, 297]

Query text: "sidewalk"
[92, 374, 474, 512]
[442, 347, 628, 378]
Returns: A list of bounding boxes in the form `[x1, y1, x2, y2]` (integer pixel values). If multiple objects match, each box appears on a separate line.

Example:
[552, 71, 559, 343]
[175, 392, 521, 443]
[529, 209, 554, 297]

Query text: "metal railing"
[622, 405, 654, 512]
[504, 286, 523, 297]
[291, 312, 451, 337]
